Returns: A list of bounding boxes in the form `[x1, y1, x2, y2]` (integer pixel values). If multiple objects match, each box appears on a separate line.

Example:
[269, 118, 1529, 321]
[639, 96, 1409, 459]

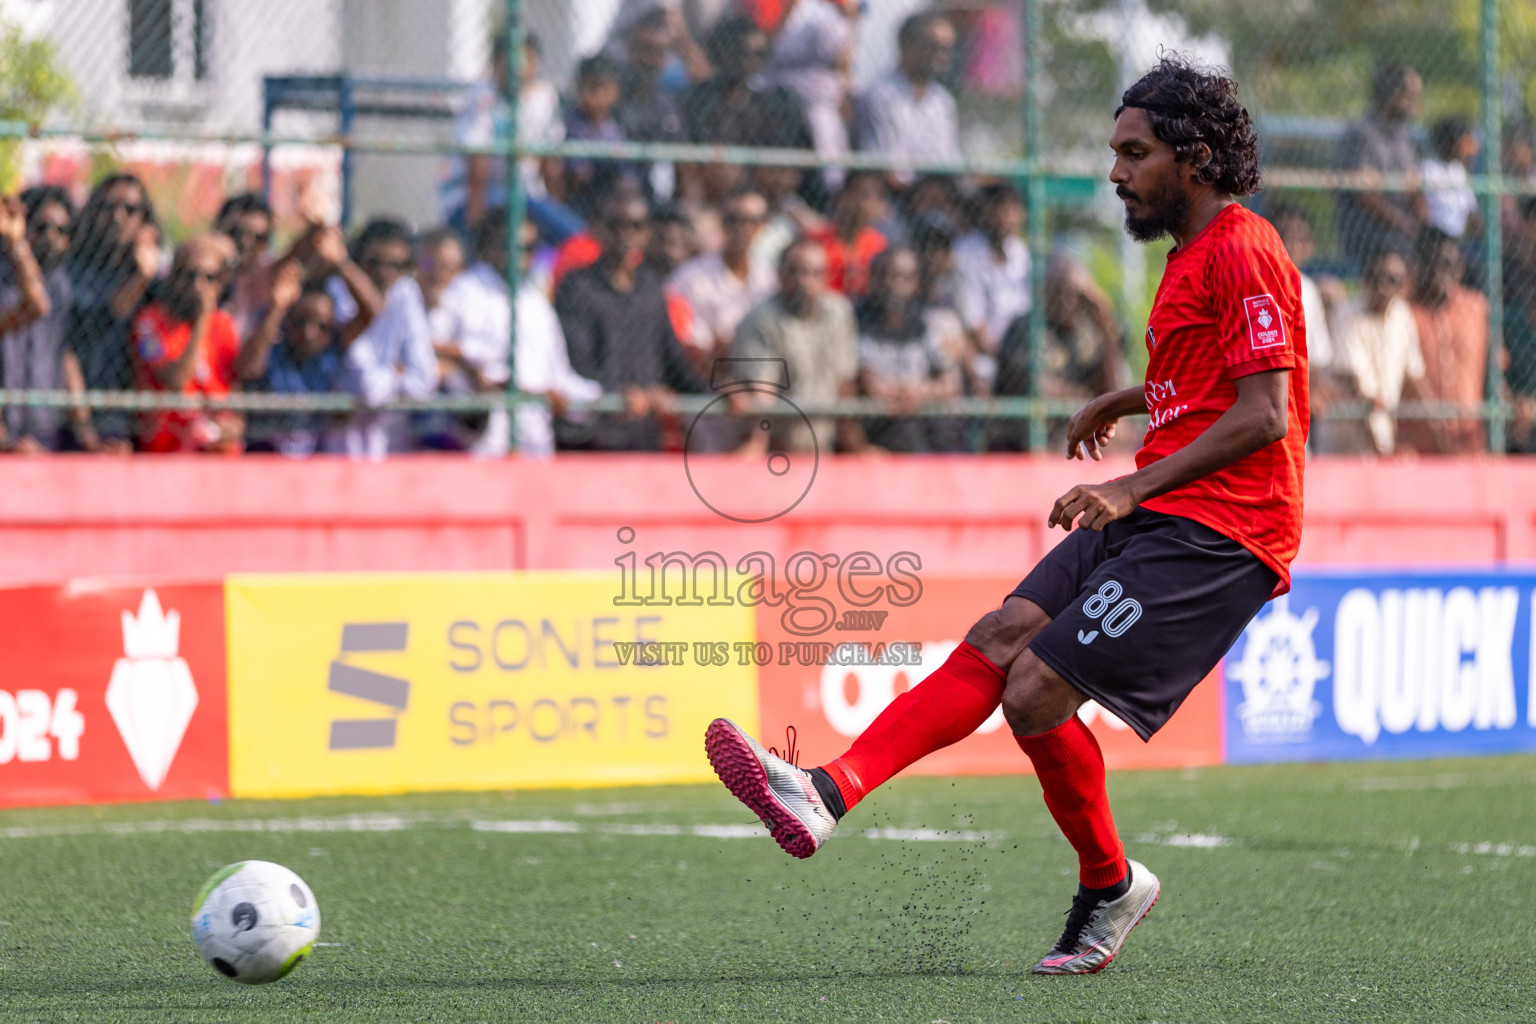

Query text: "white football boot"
[1031, 859, 1161, 975]
[704, 718, 839, 859]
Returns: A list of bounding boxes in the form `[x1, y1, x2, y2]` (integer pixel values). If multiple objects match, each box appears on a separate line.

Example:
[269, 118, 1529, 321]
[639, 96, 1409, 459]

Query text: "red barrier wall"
[1, 454, 1531, 582]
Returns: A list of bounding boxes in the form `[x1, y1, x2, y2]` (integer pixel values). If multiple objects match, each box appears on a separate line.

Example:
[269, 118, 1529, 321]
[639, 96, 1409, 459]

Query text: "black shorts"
[1008, 507, 1278, 741]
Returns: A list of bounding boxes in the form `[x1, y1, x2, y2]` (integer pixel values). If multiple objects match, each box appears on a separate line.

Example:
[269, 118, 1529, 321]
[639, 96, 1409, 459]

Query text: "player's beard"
[1120, 173, 1190, 243]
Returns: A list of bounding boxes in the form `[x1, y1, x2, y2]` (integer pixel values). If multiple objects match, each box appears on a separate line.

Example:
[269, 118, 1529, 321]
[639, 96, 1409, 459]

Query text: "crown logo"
[122, 590, 181, 659]
[107, 589, 198, 791]
[1257, 309, 1273, 329]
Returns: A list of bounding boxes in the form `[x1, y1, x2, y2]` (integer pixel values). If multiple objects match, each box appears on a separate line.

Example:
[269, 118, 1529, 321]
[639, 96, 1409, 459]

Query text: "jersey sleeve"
[1207, 234, 1301, 379]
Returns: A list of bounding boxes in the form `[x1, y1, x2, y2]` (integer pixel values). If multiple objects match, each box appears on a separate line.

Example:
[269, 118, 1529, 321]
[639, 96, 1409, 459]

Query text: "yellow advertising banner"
[225, 572, 758, 798]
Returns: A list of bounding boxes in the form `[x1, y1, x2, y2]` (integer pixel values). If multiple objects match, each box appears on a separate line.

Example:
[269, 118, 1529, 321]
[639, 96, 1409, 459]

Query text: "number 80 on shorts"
[1078, 581, 1142, 644]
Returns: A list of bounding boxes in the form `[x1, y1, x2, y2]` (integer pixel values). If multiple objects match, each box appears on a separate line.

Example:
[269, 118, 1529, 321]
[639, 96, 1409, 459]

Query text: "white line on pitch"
[0, 812, 1000, 843]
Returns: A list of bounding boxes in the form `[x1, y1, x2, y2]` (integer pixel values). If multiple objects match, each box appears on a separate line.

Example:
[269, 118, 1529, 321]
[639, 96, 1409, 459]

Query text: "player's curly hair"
[1116, 54, 1262, 198]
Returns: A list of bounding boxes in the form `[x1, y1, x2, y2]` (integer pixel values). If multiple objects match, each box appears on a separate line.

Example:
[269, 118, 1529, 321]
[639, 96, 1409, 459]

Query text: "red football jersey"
[131, 303, 242, 453]
[1135, 203, 1309, 595]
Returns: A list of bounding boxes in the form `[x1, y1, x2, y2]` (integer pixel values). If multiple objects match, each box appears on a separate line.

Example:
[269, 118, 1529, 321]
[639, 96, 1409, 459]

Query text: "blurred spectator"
[434, 213, 600, 458]
[854, 12, 961, 179]
[645, 205, 698, 279]
[64, 173, 161, 452]
[442, 32, 575, 244]
[900, 176, 967, 246]
[1501, 120, 1536, 242]
[1507, 196, 1536, 450]
[1422, 116, 1482, 242]
[749, 162, 826, 275]
[1401, 229, 1488, 454]
[419, 228, 466, 337]
[645, 204, 700, 353]
[994, 256, 1124, 449]
[131, 235, 243, 454]
[684, 16, 811, 151]
[555, 192, 707, 451]
[911, 210, 962, 309]
[731, 237, 859, 453]
[855, 245, 962, 452]
[214, 192, 278, 343]
[564, 56, 633, 218]
[415, 228, 468, 449]
[682, 15, 812, 209]
[907, 214, 970, 430]
[954, 182, 1030, 393]
[605, 0, 712, 86]
[0, 189, 67, 452]
[1268, 203, 1338, 422]
[680, 0, 735, 42]
[668, 189, 775, 371]
[1319, 248, 1422, 456]
[329, 219, 437, 458]
[1335, 64, 1426, 271]
[550, 179, 667, 294]
[239, 267, 352, 458]
[765, 0, 858, 194]
[807, 171, 890, 296]
[615, 7, 690, 202]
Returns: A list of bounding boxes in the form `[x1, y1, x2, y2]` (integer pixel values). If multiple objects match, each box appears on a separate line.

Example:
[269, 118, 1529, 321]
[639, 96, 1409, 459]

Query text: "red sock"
[820, 641, 1004, 813]
[1014, 715, 1126, 889]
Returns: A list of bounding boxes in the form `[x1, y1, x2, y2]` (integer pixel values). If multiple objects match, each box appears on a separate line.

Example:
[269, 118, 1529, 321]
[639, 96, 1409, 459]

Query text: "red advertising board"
[755, 577, 1223, 775]
[0, 581, 227, 807]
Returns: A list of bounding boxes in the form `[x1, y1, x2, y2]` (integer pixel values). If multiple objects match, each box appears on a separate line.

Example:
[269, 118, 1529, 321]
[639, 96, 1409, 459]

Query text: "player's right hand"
[1065, 399, 1117, 462]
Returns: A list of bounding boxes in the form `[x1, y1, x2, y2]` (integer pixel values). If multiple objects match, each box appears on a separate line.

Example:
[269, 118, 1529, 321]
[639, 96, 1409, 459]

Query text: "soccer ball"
[189, 860, 320, 984]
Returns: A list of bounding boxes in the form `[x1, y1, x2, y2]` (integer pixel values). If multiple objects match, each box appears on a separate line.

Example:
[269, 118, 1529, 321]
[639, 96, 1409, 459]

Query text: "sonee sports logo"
[327, 623, 410, 750]
[1076, 581, 1142, 645]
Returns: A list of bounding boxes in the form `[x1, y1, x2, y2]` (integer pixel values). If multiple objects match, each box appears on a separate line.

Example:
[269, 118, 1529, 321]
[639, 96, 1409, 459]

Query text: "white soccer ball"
[189, 860, 320, 984]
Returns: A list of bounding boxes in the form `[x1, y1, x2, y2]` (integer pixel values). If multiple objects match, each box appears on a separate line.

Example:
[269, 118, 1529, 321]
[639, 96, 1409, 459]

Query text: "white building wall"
[0, 0, 659, 228]
[4, 0, 342, 132]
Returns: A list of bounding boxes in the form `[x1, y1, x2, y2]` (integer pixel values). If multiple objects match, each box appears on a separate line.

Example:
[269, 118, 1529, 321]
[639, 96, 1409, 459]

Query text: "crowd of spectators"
[0, 2, 1533, 459]
[1282, 60, 1527, 456]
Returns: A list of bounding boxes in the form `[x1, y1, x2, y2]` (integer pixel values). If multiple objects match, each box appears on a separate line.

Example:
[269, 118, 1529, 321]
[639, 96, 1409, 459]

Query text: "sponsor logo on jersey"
[1242, 294, 1286, 350]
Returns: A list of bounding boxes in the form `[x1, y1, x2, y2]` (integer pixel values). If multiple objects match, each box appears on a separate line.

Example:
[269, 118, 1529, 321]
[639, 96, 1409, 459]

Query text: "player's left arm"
[1049, 369, 1288, 531]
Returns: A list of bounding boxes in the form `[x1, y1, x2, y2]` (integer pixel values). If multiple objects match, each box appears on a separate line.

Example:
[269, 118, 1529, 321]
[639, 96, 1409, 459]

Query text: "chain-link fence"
[0, 0, 1529, 456]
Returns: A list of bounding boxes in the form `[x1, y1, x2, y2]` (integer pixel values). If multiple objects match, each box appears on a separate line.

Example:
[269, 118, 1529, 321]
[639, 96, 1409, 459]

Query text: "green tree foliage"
[0, 17, 75, 192]
[1035, 0, 1531, 169]
[1142, 0, 1530, 123]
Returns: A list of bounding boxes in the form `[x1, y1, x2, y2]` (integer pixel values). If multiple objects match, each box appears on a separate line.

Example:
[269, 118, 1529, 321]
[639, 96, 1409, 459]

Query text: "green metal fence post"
[505, 0, 525, 452]
[1023, 0, 1047, 452]
[1482, 0, 1505, 453]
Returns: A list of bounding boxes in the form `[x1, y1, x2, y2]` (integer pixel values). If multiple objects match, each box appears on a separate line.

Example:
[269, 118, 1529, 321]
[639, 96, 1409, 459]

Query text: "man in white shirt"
[668, 189, 776, 371]
[953, 183, 1031, 392]
[328, 219, 440, 459]
[1322, 248, 1423, 456]
[855, 12, 962, 178]
[435, 213, 600, 458]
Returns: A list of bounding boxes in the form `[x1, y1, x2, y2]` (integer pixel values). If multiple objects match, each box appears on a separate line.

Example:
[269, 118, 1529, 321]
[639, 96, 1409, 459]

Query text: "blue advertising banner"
[1224, 570, 1536, 763]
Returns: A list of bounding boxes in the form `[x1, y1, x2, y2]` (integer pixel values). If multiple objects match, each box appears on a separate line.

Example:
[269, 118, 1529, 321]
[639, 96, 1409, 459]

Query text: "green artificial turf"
[2, 756, 1535, 1023]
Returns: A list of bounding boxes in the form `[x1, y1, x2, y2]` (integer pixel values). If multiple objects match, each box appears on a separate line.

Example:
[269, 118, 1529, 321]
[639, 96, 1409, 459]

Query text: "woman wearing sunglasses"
[129, 234, 245, 454]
